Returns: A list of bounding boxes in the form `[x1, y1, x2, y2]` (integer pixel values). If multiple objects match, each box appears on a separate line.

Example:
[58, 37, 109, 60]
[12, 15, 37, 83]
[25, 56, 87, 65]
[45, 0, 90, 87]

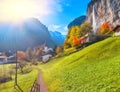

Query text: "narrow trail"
[38, 70, 48, 92]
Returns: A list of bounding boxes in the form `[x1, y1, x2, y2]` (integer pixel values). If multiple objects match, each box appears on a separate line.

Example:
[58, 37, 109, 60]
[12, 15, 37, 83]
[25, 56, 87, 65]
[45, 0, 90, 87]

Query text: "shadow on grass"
[14, 84, 23, 92]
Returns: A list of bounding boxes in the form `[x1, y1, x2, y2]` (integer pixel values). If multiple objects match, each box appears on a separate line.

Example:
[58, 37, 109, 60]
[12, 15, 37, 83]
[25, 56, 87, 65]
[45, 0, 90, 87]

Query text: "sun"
[7, 4, 30, 21]
[0, 0, 55, 22]
[0, 0, 37, 22]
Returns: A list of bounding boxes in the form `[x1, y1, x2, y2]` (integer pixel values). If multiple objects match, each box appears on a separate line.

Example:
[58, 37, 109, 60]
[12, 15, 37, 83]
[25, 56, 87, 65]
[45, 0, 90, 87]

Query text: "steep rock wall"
[87, 0, 120, 30]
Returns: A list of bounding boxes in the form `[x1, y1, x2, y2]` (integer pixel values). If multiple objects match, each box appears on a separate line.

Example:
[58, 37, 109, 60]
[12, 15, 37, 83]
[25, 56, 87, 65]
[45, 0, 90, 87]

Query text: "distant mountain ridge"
[68, 15, 87, 29]
[0, 18, 56, 52]
[49, 31, 65, 46]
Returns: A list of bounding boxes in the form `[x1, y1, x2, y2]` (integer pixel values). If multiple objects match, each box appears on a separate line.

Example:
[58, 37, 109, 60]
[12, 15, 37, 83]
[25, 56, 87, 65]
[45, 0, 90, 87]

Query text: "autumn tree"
[80, 22, 92, 36]
[26, 48, 33, 61]
[17, 51, 27, 61]
[98, 22, 114, 34]
[56, 46, 63, 54]
[64, 26, 81, 49]
[17, 51, 28, 74]
[72, 37, 82, 48]
[63, 40, 71, 49]
[64, 22, 92, 49]
[72, 37, 81, 45]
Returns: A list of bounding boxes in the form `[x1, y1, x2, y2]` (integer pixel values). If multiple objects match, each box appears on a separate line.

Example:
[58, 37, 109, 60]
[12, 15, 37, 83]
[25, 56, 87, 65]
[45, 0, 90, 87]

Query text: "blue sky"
[0, 0, 90, 35]
[43, 0, 91, 35]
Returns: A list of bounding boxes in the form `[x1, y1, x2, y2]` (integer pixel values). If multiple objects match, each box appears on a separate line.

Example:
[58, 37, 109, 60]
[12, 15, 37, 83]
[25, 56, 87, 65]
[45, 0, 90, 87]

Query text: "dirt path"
[38, 70, 48, 92]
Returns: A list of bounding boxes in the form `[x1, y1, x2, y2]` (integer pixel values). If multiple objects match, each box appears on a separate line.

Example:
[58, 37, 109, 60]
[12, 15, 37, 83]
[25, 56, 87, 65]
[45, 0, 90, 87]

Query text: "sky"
[0, 0, 90, 35]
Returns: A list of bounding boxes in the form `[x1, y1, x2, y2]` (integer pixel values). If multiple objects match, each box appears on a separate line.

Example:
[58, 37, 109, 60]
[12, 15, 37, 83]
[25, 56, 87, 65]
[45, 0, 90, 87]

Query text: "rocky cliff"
[87, 0, 120, 31]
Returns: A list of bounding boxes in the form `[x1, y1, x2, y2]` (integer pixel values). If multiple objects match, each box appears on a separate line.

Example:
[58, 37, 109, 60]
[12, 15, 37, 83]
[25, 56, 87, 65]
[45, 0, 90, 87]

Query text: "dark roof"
[112, 25, 120, 32]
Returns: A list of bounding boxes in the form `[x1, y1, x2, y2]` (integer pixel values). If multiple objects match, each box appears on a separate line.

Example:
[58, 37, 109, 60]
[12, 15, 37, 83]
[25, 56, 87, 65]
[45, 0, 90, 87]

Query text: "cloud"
[34, 0, 63, 15]
[49, 24, 62, 31]
[48, 24, 68, 35]
[53, 25, 61, 29]
[64, 26, 68, 31]
[0, 0, 62, 22]
[60, 26, 68, 35]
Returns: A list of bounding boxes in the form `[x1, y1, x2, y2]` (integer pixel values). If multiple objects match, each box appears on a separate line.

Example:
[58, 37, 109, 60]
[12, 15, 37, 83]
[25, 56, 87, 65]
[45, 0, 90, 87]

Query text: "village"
[0, 43, 55, 64]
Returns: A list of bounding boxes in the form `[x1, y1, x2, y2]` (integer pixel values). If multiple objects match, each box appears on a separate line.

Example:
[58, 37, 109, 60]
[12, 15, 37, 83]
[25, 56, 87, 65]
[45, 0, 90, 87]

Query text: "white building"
[0, 56, 7, 64]
[114, 31, 120, 36]
[44, 46, 53, 53]
[42, 54, 52, 62]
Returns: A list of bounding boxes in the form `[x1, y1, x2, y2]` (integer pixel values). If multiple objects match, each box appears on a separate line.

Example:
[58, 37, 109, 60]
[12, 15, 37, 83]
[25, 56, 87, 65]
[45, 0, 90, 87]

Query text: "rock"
[87, 0, 120, 32]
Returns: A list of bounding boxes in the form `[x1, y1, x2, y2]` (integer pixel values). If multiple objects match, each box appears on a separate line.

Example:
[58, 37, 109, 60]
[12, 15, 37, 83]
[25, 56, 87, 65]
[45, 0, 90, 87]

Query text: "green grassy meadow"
[38, 37, 120, 92]
[0, 37, 120, 92]
[0, 64, 39, 92]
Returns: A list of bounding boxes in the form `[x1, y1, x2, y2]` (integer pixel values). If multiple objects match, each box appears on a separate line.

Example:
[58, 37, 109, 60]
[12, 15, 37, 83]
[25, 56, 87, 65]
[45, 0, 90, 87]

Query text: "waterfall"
[92, 5, 97, 33]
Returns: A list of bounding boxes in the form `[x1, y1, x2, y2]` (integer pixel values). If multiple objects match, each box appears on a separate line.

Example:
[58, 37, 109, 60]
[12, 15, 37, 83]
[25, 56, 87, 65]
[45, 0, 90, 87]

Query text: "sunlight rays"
[0, 0, 61, 22]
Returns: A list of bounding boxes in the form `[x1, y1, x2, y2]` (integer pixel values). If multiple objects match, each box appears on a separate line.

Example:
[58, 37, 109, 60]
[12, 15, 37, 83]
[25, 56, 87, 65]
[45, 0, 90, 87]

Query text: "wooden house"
[112, 25, 120, 36]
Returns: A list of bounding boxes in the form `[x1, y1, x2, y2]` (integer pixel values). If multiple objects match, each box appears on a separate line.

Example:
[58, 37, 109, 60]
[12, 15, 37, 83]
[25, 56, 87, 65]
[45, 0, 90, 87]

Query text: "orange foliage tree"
[72, 37, 81, 48]
[17, 51, 28, 60]
[64, 22, 92, 49]
[98, 22, 114, 34]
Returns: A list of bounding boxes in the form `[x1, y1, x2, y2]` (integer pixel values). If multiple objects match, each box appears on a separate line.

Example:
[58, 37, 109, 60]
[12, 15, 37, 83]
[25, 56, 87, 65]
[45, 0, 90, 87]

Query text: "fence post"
[30, 79, 40, 92]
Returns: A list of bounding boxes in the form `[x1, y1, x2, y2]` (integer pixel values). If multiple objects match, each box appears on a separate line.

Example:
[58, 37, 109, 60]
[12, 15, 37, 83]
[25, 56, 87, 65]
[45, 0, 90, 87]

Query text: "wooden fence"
[30, 79, 40, 92]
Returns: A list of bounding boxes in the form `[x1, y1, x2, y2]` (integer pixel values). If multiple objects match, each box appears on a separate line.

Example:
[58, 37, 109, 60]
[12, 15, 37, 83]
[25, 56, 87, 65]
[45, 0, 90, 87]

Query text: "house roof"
[112, 25, 120, 32]
[0, 56, 6, 59]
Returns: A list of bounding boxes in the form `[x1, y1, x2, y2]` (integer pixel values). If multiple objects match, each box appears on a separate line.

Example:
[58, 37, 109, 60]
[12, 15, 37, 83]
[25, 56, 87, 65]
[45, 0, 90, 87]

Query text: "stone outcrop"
[87, 0, 120, 31]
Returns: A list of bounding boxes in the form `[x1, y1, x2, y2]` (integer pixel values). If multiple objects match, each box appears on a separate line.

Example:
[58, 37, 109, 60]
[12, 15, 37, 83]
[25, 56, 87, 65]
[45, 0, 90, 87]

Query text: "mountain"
[0, 18, 56, 52]
[68, 15, 87, 29]
[87, 0, 120, 31]
[49, 31, 65, 46]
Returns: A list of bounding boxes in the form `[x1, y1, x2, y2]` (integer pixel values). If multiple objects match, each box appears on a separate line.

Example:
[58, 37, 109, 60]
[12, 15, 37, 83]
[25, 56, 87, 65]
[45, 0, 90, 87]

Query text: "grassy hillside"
[39, 37, 120, 92]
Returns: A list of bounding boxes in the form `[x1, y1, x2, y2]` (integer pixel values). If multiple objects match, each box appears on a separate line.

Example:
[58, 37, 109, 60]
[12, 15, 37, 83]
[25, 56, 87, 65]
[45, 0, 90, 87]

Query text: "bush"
[56, 48, 77, 58]
[0, 73, 12, 83]
[56, 46, 63, 54]
[18, 66, 32, 74]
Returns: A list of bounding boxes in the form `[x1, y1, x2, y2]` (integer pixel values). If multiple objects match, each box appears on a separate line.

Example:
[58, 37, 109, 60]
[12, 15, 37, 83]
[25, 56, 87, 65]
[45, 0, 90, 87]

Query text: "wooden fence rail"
[30, 79, 40, 92]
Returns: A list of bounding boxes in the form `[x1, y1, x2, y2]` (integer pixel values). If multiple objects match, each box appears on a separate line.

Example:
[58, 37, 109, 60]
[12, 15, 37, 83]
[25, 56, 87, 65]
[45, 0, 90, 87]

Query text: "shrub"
[0, 73, 12, 83]
[18, 66, 32, 74]
[56, 46, 63, 54]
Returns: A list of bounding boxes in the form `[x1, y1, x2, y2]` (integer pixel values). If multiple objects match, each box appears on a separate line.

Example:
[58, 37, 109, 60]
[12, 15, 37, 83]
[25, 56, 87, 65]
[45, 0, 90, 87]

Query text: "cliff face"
[87, 0, 120, 30]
